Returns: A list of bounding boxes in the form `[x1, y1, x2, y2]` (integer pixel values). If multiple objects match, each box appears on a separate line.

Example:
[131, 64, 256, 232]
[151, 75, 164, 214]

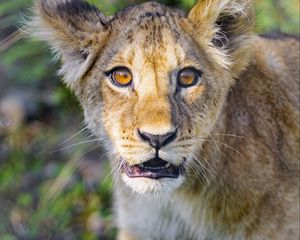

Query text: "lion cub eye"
[177, 67, 202, 88]
[107, 67, 132, 87]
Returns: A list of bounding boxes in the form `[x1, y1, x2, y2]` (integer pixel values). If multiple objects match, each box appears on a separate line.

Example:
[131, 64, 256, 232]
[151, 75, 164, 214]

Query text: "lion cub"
[30, 0, 299, 239]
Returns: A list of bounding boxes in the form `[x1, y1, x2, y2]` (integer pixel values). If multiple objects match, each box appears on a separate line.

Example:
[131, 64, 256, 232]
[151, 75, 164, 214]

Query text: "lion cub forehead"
[110, 28, 186, 95]
[116, 27, 185, 76]
[113, 1, 185, 22]
[97, 1, 191, 74]
[112, 1, 185, 35]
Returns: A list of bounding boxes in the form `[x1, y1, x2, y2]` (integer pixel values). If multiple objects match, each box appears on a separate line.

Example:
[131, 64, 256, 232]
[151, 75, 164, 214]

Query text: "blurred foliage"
[0, 0, 299, 239]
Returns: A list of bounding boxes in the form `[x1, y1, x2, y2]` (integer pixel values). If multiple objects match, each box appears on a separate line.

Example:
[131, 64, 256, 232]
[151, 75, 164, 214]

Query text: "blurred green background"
[0, 0, 299, 239]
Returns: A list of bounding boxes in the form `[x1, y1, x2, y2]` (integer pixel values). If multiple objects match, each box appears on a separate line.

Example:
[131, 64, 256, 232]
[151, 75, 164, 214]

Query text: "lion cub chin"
[31, 0, 299, 239]
[122, 174, 185, 194]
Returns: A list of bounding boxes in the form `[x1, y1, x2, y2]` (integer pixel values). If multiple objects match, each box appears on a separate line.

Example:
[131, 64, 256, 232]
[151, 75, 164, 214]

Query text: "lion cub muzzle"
[122, 128, 184, 179]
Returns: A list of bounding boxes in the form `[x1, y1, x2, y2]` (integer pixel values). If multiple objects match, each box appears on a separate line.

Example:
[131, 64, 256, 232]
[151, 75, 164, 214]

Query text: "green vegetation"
[0, 0, 298, 239]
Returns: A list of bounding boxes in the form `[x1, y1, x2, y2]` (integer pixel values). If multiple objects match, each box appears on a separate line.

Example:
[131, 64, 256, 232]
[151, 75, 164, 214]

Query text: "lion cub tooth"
[139, 163, 145, 168]
[164, 163, 171, 168]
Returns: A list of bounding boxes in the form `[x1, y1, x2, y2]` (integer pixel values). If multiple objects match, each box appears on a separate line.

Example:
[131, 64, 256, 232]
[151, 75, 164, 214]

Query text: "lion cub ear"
[29, 0, 111, 87]
[188, 0, 255, 74]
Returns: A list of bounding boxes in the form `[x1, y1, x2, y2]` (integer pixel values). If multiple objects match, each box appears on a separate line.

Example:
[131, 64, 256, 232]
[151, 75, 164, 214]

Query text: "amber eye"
[177, 67, 202, 88]
[107, 67, 132, 87]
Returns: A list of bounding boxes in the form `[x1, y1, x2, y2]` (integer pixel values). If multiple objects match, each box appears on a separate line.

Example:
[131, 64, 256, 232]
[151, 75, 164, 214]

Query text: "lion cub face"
[33, 0, 254, 193]
[98, 19, 228, 193]
[88, 7, 234, 193]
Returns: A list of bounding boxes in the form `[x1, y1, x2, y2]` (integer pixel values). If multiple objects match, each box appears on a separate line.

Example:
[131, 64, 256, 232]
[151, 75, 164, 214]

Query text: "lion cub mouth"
[123, 158, 184, 179]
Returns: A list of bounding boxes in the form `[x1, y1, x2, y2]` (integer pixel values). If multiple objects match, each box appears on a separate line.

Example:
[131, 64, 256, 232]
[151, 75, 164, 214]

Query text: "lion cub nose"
[138, 129, 177, 149]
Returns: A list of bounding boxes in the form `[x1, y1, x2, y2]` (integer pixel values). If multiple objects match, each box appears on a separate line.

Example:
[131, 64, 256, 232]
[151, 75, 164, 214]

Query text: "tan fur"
[29, 0, 299, 239]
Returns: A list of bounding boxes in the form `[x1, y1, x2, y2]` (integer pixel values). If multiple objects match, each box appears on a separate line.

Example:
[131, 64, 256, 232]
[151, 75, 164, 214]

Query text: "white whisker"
[58, 126, 89, 146]
[51, 139, 100, 153]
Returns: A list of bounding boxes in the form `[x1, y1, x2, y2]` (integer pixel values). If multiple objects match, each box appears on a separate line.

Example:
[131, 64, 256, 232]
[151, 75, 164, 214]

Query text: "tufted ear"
[188, 0, 255, 74]
[29, 0, 111, 87]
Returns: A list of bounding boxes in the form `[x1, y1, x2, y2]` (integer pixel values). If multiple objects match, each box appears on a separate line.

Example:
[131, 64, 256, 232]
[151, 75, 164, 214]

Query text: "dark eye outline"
[177, 67, 202, 88]
[104, 66, 133, 88]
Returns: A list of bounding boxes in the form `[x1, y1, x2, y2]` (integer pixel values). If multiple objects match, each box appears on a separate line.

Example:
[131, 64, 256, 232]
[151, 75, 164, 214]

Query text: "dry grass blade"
[0, 30, 23, 53]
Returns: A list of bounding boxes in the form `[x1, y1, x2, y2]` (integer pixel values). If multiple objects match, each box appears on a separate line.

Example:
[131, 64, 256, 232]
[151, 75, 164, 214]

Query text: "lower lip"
[122, 161, 185, 179]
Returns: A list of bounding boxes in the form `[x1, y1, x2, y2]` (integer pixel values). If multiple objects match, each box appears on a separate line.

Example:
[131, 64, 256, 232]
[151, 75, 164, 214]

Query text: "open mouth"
[122, 158, 184, 179]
